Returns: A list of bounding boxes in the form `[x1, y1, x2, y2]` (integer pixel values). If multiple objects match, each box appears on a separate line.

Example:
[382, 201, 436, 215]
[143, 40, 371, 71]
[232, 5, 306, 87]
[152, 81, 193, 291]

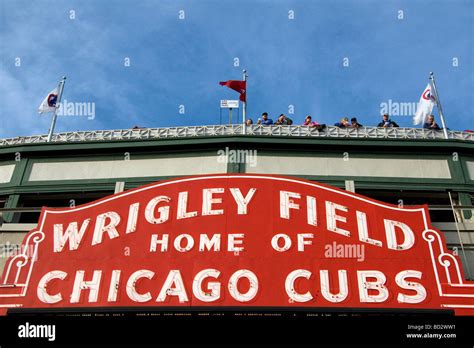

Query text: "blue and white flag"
[38, 87, 59, 114]
[413, 83, 436, 125]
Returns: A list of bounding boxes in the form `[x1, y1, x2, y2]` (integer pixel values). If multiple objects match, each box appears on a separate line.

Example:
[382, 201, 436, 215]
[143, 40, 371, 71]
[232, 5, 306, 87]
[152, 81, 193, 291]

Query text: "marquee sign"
[1, 174, 473, 315]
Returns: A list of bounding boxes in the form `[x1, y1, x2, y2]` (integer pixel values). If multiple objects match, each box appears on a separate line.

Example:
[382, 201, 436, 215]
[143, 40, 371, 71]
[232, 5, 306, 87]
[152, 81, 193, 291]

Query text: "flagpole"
[47, 76, 66, 142]
[429, 72, 448, 140]
[242, 69, 247, 135]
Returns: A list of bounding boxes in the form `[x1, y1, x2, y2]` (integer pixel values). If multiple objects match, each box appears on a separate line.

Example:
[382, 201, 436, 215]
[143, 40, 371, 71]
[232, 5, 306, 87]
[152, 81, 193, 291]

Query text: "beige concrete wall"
[246, 156, 451, 179]
[467, 161, 474, 180]
[0, 164, 15, 184]
[28, 156, 226, 181]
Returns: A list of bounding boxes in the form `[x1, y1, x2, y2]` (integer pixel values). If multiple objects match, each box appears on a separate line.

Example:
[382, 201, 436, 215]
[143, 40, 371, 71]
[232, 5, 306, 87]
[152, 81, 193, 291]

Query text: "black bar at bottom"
[0, 308, 473, 346]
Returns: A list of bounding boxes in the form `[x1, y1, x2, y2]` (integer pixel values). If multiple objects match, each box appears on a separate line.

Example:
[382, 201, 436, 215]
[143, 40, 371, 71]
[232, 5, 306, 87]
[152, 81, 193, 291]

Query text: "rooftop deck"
[1, 125, 473, 146]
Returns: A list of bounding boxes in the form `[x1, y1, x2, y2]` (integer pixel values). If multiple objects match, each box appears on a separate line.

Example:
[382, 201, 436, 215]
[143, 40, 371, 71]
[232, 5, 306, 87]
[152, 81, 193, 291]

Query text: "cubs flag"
[38, 87, 59, 114]
[413, 83, 436, 125]
[219, 80, 246, 102]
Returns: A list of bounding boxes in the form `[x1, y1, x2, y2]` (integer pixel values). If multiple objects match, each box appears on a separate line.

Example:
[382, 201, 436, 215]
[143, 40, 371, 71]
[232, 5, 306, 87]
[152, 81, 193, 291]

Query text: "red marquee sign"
[1, 174, 473, 315]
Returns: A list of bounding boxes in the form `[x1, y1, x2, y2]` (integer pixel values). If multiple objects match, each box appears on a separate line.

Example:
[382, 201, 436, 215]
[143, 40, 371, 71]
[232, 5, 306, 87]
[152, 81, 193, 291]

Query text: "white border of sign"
[1, 175, 473, 310]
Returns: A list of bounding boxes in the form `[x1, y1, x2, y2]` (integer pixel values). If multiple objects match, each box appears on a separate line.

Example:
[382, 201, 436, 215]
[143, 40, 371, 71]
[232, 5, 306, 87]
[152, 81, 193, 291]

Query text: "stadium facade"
[0, 124, 473, 314]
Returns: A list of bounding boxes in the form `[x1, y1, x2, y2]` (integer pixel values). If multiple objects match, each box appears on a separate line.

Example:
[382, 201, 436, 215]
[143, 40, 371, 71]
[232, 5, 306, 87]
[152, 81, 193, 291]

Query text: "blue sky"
[0, 0, 472, 138]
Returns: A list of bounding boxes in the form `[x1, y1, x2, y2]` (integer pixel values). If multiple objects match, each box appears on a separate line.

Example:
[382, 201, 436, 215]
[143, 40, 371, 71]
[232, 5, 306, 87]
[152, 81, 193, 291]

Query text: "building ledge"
[1, 125, 473, 147]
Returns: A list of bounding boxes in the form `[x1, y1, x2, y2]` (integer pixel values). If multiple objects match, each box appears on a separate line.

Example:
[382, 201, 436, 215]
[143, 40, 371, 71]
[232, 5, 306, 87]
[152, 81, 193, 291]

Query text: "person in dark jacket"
[423, 115, 441, 130]
[377, 114, 399, 128]
[334, 117, 350, 128]
[350, 117, 363, 128]
[275, 114, 293, 125]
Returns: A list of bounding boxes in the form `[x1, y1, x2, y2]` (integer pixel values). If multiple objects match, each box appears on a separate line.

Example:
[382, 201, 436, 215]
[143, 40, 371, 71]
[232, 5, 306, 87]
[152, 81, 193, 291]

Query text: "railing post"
[448, 191, 472, 279]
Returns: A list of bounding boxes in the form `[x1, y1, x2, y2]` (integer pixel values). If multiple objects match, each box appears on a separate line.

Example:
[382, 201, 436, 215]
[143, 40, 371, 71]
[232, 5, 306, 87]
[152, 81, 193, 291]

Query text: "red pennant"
[219, 80, 246, 102]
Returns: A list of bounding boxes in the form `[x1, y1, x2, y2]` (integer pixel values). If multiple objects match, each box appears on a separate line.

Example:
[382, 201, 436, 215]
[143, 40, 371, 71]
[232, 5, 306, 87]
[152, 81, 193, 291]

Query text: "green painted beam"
[0, 135, 473, 157]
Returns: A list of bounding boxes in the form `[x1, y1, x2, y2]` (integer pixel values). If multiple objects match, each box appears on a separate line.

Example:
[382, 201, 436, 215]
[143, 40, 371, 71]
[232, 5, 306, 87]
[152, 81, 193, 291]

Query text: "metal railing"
[0, 125, 473, 146]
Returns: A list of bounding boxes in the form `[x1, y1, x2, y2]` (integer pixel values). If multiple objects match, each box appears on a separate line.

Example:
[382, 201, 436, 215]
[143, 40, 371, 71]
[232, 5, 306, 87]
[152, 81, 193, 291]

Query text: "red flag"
[219, 80, 246, 102]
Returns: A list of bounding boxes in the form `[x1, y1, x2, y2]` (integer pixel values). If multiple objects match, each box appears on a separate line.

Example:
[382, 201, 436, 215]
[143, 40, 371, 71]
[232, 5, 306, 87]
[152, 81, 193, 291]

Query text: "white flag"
[413, 83, 436, 125]
[38, 87, 59, 114]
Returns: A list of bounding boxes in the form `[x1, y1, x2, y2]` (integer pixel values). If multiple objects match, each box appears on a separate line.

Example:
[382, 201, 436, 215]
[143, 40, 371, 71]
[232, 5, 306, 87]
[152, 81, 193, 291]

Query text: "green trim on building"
[459, 192, 473, 219]
[0, 136, 472, 199]
[1, 135, 473, 156]
[3, 194, 20, 223]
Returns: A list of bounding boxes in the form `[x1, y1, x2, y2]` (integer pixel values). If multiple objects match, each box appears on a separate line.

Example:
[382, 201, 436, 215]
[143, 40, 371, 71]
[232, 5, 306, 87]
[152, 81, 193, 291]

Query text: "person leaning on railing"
[377, 113, 399, 128]
[334, 117, 350, 128]
[423, 114, 441, 131]
[302, 115, 326, 131]
[350, 117, 363, 128]
[275, 114, 293, 125]
[257, 112, 274, 125]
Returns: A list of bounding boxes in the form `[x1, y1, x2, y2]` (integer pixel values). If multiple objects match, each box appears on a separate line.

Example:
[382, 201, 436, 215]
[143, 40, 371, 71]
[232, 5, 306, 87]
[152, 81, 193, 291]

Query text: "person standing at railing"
[302, 115, 326, 131]
[334, 117, 350, 128]
[377, 113, 399, 128]
[245, 119, 253, 126]
[275, 114, 293, 125]
[350, 117, 363, 128]
[423, 115, 441, 130]
[257, 112, 274, 125]
[302, 115, 317, 126]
